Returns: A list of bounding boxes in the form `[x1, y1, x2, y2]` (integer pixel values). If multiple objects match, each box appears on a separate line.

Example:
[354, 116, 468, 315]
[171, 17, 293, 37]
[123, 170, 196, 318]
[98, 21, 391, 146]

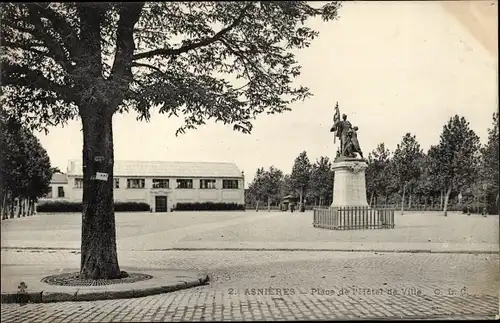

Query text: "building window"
[153, 179, 169, 189]
[223, 180, 239, 189]
[176, 179, 193, 189]
[127, 178, 145, 189]
[114, 178, 120, 189]
[200, 179, 216, 189]
[57, 186, 65, 198]
[74, 178, 83, 188]
[45, 190, 53, 199]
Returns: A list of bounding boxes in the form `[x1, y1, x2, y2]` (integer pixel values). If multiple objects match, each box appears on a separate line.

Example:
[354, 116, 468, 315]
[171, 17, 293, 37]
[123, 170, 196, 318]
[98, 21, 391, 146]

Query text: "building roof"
[66, 160, 243, 178]
[51, 172, 68, 184]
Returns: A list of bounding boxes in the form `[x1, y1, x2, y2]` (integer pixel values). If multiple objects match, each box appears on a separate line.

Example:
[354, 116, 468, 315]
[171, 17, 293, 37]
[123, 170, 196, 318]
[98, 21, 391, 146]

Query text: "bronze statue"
[330, 103, 364, 159]
[344, 126, 364, 159]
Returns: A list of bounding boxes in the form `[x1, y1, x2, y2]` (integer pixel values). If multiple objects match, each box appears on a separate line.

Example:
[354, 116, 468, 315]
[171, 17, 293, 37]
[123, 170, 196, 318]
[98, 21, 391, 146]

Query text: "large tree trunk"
[439, 189, 444, 211]
[255, 199, 260, 212]
[267, 196, 271, 212]
[400, 183, 406, 215]
[369, 192, 375, 207]
[443, 185, 452, 217]
[74, 1, 143, 279]
[79, 110, 121, 279]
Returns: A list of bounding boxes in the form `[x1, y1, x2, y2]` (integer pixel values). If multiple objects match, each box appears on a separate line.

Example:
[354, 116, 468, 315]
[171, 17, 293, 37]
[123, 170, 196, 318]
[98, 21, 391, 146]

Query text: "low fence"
[370, 203, 491, 213]
[246, 204, 316, 212]
[313, 206, 395, 230]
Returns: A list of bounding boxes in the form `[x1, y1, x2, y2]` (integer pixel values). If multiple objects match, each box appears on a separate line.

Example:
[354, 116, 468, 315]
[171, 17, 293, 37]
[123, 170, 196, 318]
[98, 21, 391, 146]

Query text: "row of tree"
[246, 152, 334, 211]
[246, 112, 499, 216]
[0, 111, 53, 219]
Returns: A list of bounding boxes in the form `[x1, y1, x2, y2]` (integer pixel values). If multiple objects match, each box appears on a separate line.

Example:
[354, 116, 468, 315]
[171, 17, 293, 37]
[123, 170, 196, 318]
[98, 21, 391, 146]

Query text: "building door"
[155, 196, 168, 212]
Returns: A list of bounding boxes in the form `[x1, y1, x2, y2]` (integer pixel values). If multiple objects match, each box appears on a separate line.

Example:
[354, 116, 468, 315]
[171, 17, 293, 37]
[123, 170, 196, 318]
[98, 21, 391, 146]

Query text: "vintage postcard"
[1, 1, 498, 321]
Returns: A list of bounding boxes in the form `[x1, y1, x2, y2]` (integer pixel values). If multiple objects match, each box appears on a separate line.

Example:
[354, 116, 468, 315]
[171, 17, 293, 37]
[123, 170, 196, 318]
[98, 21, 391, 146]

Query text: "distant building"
[42, 160, 245, 212]
[42, 172, 70, 201]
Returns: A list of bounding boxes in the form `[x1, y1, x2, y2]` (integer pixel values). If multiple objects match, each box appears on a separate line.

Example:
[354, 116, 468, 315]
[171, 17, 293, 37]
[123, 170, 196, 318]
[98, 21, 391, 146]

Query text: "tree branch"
[1, 62, 76, 103]
[2, 40, 62, 66]
[25, 4, 72, 71]
[132, 3, 253, 61]
[75, 4, 106, 78]
[32, 3, 79, 60]
[131, 62, 166, 75]
[110, 3, 145, 80]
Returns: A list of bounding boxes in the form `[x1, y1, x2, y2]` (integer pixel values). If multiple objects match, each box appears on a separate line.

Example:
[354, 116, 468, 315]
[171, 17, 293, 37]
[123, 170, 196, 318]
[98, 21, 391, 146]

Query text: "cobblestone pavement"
[1, 250, 498, 321]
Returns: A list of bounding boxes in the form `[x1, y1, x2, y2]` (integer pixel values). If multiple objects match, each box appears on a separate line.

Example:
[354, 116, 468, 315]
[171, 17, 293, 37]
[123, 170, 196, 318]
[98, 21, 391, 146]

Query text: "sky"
[36, 1, 498, 188]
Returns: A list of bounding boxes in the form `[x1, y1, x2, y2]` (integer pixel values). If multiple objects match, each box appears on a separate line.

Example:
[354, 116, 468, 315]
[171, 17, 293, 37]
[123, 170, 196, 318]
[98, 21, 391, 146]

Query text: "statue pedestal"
[331, 158, 369, 207]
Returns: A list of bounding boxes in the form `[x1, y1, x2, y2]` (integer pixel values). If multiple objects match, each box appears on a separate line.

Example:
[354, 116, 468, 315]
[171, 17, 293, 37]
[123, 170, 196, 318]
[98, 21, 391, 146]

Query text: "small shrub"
[37, 201, 82, 213]
[114, 202, 150, 212]
[175, 202, 245, 211]
[37, 201, 150, 213]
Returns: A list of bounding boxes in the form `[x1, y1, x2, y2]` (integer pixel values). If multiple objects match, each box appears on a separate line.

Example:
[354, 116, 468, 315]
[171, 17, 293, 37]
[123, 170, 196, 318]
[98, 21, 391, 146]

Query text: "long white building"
[41, 160, 245, 212]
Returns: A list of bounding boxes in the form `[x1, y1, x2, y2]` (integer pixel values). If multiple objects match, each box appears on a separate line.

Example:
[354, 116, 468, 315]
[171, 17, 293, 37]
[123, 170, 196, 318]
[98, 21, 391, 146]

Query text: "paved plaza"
[1, 210, 498, 251]
[1, 211, 499, 321]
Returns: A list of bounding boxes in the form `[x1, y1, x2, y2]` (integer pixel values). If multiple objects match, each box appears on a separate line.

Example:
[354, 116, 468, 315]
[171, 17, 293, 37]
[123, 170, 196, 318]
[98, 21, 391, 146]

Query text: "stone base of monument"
[313, 157, 395, 230]
[330, 157, 369, 207]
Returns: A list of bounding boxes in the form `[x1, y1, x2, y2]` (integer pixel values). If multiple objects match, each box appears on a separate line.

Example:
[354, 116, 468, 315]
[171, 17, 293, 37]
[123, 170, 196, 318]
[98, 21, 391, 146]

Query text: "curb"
[150, 248, 499, 255]
[352, 313, 498, 321]
[0, 275, 209, 304]
[1, 247, 498, 255]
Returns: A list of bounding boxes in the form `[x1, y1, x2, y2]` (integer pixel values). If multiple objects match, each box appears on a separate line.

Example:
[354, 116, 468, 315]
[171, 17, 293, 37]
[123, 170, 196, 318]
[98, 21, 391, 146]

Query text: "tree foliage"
[392, 133, 423, 213]
[307, 156, 333, 206]
[415, 145, 443, 206]
[434, 115, 481, 215]
[393, 133, 423, 188]
[247, 167, 266, 204]
[1, 2, 342, 134]
[246, 166, 284, 210]
[280, 174, 293, 198]
[480, 111, 499, 213]
[365, 143, 392, 205]
[0, 109, 52, 219]
[261, 166, 284, 209]
[290, 150, 311, 203]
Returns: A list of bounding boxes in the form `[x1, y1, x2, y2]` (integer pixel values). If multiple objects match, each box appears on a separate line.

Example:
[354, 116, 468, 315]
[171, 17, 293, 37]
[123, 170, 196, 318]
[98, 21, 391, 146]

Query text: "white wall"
[39, 183, 70, 202]
[65, 175, 244, 210]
